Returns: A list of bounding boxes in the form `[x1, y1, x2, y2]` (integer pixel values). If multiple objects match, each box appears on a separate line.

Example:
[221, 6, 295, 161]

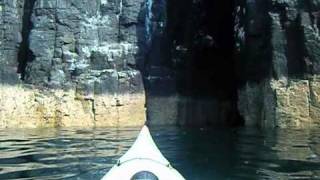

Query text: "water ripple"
[0, 127, 320, 179]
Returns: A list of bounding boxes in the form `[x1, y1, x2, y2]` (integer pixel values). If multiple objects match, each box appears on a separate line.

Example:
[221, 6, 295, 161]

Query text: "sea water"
[0, 126, 320, 179]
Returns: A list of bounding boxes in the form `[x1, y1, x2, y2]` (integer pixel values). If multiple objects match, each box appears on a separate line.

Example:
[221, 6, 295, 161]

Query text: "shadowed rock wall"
[144, 0, 242, 126]
[236, 0, 320, 128]
[145, 0, 320, 128]
[0, 0, 24, 85]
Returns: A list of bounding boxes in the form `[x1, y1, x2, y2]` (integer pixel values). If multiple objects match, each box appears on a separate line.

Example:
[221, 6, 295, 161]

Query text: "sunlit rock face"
[236, 0, 320, 128]
[0, 0, 146, 128]
[0, 85, 145, 128]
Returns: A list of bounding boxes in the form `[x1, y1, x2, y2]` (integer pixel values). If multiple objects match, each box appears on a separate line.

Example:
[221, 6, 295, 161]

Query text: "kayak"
[101, 126, 185, 180]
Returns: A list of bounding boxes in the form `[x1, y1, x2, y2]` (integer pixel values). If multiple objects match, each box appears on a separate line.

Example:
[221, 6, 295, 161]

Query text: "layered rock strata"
[236, 0, 320, 128]
[0, 0, 146, 128]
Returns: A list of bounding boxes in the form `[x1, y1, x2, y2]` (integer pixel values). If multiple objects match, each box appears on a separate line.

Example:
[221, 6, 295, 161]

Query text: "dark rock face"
[236, 0, 320, 127]
[23, 0, 145, 94]
[0, 0, 146, 93]
[144, 0, 241, 126]
[144, 0, 320, 127]
[0, 0, 25, 84]
[235, 0, 320, 81]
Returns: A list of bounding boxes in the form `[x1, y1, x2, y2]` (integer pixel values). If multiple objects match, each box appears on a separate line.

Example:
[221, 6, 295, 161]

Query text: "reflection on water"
[0, 126, 320, 179]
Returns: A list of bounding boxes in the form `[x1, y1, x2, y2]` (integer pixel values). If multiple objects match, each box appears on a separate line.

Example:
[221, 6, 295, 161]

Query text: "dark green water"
[0, 126, 320, 180]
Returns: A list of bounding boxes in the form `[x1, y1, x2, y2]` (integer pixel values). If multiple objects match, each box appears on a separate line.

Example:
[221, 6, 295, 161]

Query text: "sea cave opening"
[141, 0, 244, 127]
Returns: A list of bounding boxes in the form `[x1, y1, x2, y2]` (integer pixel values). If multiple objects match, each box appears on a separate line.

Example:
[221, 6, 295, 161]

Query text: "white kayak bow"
[101, 126, 185, 180]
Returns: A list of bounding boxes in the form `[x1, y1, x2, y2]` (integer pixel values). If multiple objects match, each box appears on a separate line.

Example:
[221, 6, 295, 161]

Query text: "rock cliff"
[145, 0, 320, 128]
[0, 0, 146, 128]
[236, 0, 320, 128]
[1, 0, 320, 128]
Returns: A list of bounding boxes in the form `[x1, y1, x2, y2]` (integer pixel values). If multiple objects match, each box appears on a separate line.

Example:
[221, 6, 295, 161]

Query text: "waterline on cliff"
[0, 84, 146, 128]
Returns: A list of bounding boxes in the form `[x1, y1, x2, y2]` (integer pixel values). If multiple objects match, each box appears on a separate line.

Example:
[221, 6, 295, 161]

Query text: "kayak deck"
[101, 126, 185, 180]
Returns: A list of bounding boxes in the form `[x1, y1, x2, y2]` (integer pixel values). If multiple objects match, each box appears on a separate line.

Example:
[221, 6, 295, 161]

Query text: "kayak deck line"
[117, 126, 169, 165]
[117, 157, 171, 167]
[102, 125, 185, 180]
